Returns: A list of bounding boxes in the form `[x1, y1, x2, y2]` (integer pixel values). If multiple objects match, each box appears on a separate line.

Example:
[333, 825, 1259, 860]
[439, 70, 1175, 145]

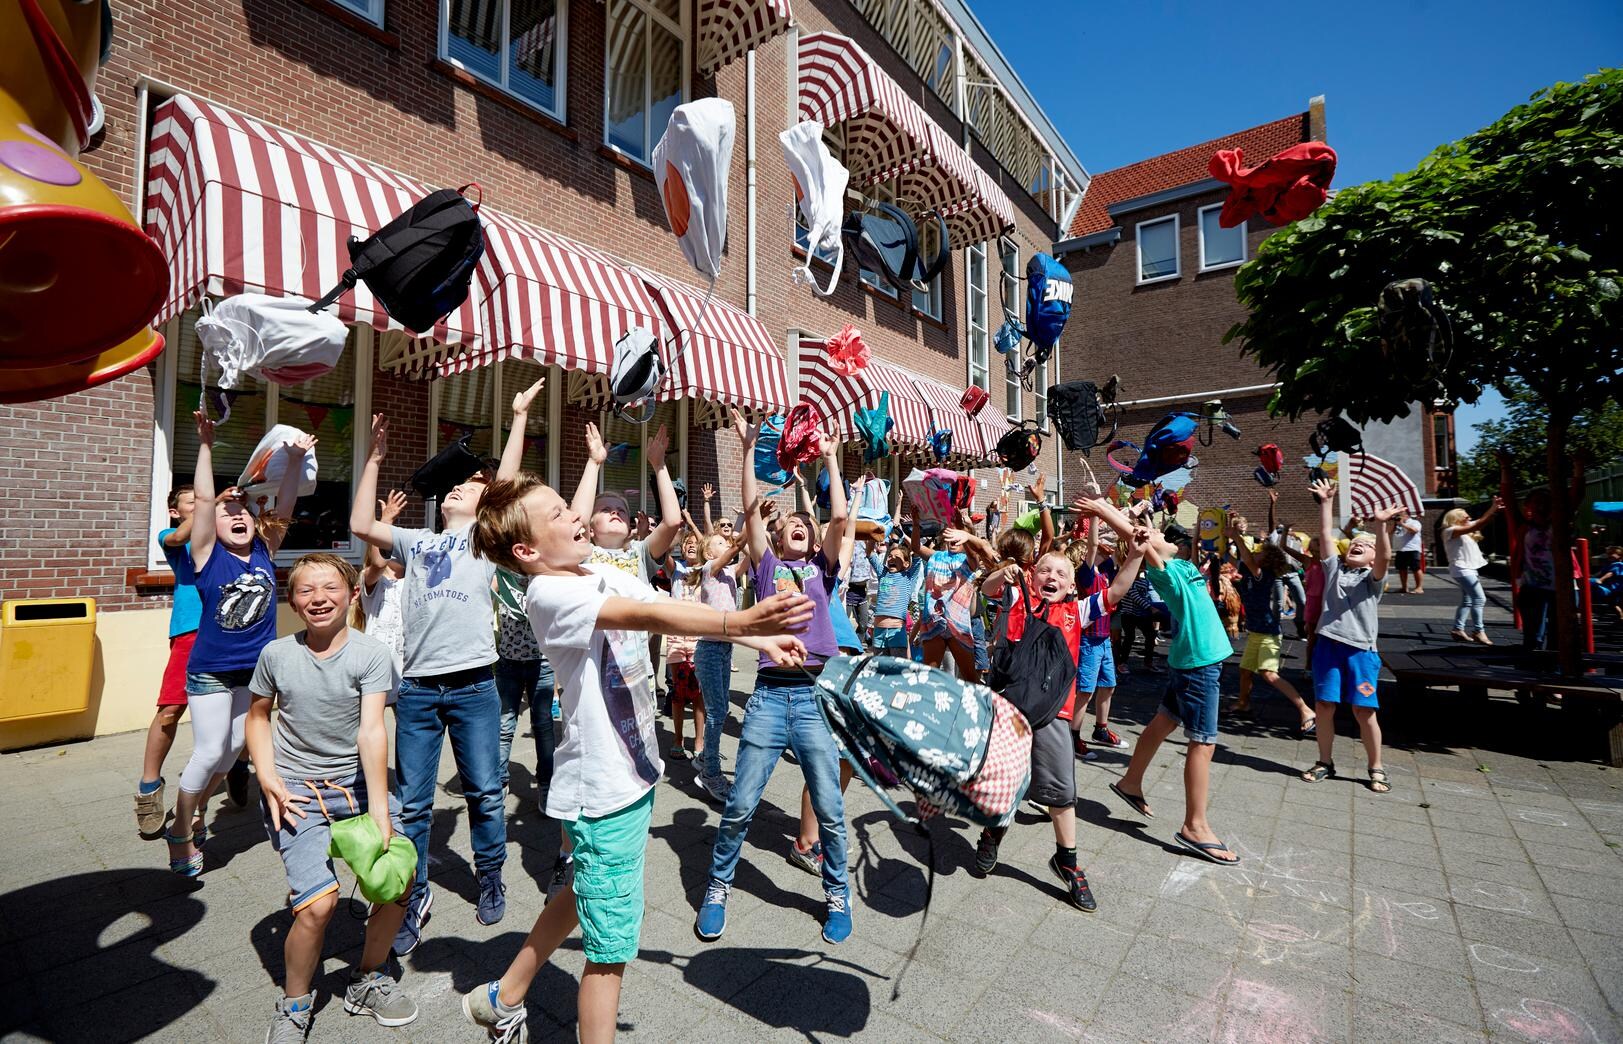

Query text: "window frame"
[428, 359, 564, 493]
[1000, 239, 1021, 423]
[601, 0, 689, 168]
[438, 0, 570, 123]
[1196, 202, 1246, 273]
[330, 0, 386, 26]
[588, 400, 689, 518]
[965, 242, 989, 392]
[1135, 213, 1180, 285]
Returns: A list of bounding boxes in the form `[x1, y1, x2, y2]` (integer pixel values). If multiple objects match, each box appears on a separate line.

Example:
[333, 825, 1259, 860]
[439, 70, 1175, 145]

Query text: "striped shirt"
[874, 560, 924, 618]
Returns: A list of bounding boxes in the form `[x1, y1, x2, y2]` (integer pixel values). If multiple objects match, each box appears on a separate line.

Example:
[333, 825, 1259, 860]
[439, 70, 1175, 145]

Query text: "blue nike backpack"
[1024, 253, 1073, 352]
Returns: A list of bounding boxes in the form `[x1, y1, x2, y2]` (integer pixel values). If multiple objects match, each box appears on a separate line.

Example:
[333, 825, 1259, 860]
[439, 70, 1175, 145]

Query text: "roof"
[1066, 113, 1310, 238]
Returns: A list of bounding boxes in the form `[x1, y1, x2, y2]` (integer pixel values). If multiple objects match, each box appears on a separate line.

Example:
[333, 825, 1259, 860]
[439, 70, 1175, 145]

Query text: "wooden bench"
[1382, 647, 1623, 765]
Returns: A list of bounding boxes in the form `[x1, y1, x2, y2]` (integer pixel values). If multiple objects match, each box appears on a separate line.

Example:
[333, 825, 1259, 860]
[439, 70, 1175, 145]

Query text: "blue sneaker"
[391, 882, 432, 956]
[694, 879, 729, 941]
[476, 867, 507, 926]
[822, 888, 852, 944]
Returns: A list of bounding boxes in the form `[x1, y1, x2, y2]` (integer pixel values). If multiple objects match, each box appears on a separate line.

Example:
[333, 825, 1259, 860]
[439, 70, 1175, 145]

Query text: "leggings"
[1118, 614, 1158, 664]
[1452, 568, 1486, 633]
[179, 684, 251, 794]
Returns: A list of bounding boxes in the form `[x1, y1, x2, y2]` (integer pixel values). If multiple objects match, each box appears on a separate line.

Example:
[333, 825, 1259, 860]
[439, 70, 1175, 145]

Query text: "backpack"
[238, 424, 319, 500]
[1107, 412, 1201, 486]
[309, 186, 484, 334]
[928, 427, 952, 462]
[754, 415, 792, 486]
[1378, 278, 1452, 363]
[777, 402, 824, 471]
[609, 326, 663, 422]
[1309, 416, 1363, 458]
[913, 209, 950, 287]
[995, 421, 1043, 471]
[1024, 253, 1073, 352]
[781, 120, 850, 296]
[1253, 442, 1284, 487]
[196, 294, 348, 392]
[854, 477, 892, 539]
[1047, 380, 1118, 454]
[410, 433, 485, 501]
[815, 468, 852, 512]
[902, 467, 958, 528]
[987, 582, 1077, 730]
[842, 202, 918, 296]
[854, 391, 893, 462]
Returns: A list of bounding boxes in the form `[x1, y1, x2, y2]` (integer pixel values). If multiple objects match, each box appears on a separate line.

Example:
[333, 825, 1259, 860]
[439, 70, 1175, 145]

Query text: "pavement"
[3, 574, 1623, 1043]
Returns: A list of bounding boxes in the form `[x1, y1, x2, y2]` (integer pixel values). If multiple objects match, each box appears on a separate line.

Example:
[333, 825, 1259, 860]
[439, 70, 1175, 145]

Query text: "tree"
[1225, 69, 1623, 676]
[1456, 384, 1623, 502]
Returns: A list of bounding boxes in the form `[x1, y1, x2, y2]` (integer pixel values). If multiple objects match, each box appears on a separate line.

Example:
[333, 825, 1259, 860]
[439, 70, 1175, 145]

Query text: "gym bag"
[777, 402, 825, 471]
[1208, 142, 1337, 228]
[824, 324, 870, 378]
[960, 385, 989, 417]
[1047, 380, 1114, 453]
[987, 581, 1078, 730]
[780, 120, 850, 296]
[1253, 443, 1284, 487]
[995, 421, 1043, 472]
[1106, 413, 1201, 486]
[609, 326, 663, 421]
[928, 427, 952, 462]
[902, 467, 958, 529]
[328, 814, 418, 905]
[653, 99, 734, 284]
[196, 294, 347, 393]
[815, 468, 851, 512]
[842, 202, 918, 296]
[854, 476, 892, 540]
[309, 186, 484, 334]
[410, 434, 486, 501]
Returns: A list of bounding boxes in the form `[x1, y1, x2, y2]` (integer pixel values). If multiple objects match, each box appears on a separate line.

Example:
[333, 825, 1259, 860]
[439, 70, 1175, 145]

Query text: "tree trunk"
[1545, 409, 1582, 677]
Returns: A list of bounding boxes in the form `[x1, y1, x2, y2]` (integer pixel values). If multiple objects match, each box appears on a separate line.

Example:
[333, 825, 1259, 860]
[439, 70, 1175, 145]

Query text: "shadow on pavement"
[640, 945, 879, 1038]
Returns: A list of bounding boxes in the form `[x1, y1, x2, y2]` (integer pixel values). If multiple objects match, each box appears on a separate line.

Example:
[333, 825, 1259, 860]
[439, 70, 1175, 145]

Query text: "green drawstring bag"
[328, 814, 417, 905]
[1013, 508, 1042, 534]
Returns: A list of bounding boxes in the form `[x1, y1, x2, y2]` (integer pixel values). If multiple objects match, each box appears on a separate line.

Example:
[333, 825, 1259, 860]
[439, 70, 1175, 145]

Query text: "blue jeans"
[707, 680, 848, 896]
[496, 656, 556, 796]
[1452, 569, 1486, 633]
[693, 640, 732, 780]
[1161, 661, 1222, 744]
[395, 668, 506, 887]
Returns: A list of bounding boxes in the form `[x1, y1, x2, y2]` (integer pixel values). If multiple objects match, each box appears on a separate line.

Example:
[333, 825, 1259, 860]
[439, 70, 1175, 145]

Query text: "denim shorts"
[259, 774, 405, 912]
[1161, 662, 1222, 744]
[185, 668, 254, 697]
[1076, 633, 1116, 693]
[872, 626, 908, 651]
[565, 788, 655, 965]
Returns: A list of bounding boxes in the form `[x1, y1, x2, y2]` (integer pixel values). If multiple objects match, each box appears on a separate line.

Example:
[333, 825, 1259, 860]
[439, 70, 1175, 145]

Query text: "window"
[1431, 412, 1452, 470]
[1198, 203, 1245, 271]
[604, 0, 686, 165]
[1136, 214, 1179, 283]
[966, 242, 988, 392]
[332, 0, 385, 26]
[442, 0, 568, 118]
[599, 401, 682, 516]
[1001, 239, 1021, 420]
[911, 216, 943, 320]
[857, 185, 900, 300]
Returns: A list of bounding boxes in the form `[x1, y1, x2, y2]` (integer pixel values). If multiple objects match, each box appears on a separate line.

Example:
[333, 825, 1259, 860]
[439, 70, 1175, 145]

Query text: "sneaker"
[545, 856, 574, 906]
[783, 748, 800, 765]
[971, 831, 1001, 877]
[1072, 734, 1098, 762]
[787, 840, 823, 877]
[227, 758, 251, 808]
[1091, 726, 1128, 749]
[391, 882, 432, 957]
[266, 993, 314, 1044]
[134, 780, 166, 834]
[344, 970, 418, 1027]
[476, 867, 507, 926]
[462, 981, 527, 1044]
[822, 889, 852, 944]
[697, 771, 732, 805]
[1049, 854, 1098, 913]
[694, 879, 730, 941]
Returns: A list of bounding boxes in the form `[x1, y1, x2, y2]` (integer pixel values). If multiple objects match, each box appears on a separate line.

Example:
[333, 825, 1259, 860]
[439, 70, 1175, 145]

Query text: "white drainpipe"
[746, 49, 758, 317]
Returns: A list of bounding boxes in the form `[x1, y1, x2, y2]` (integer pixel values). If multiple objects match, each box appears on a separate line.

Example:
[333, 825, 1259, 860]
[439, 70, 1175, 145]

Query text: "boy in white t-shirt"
[463, 473, 812, 1044]
[1394, 510, 1426, 595]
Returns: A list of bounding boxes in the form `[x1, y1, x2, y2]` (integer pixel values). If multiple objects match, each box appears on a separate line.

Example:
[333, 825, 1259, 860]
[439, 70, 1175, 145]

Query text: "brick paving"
[3, 574, 1622, 1043]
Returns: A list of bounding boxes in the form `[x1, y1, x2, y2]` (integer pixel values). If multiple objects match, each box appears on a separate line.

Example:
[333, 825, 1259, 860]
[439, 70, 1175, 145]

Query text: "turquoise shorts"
[564, 789, 655, 964]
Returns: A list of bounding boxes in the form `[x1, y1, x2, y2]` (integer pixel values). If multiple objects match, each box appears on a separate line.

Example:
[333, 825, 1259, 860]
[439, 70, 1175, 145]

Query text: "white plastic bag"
[237, 424, 319, 500]
[780, 120, 848, 295]
[653, 98, 735, 283]
[196, 293, 348, 390]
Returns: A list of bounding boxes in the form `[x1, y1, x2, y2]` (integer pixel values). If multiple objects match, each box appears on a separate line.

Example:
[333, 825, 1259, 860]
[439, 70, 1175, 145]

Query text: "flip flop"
[1174, 832, 1240, 866]
[1298, 719, 1317, 736]
[1108, 782, 1153, 819]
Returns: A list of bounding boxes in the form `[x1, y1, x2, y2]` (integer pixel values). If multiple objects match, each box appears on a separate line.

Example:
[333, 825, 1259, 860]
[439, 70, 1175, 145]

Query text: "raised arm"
[1311, 478, 1337, 561]
[189, 412, 220, 570]
[1370, 504, 1401, 582]
[643, 424, 682, 560]
[162, 512, 194, 550]
[1105, 534, 1147, 605]
[498, 376, 546, 481]
[1071, 495, 1135, 542]
[262, 432, 316, 555]
[1228, 517, 1260, 574]
[1029, 474, 1055, 555]
[1449, 497, 1503, 538]
[364, 490, 407, 589]
[816, 433, 850, 568]
[595, 588, 813, 650]
[1266, 488, 1278, 535]
[571, 422, 609, 522]
[349, 414, 395, 553]
[700, 482, 716, 535]
[731, 409, 770, 563]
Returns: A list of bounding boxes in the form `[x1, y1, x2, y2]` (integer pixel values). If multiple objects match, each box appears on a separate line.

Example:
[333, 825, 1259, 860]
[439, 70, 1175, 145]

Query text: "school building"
[0, 0, 1088, 746]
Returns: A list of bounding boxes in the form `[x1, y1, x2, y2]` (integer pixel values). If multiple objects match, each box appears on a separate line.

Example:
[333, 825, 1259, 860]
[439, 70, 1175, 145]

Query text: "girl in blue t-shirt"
[165, 411, 312, 877]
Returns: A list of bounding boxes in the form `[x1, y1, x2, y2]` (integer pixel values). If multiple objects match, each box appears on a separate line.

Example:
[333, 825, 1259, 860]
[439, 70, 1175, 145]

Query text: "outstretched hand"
[379, 490, 408, 524]
[584, 422, 608, 465]
[284, 432, 318, 460]
[647, 423, 671, 469]
[368, 414, 389, 463]
[194, 410, 215, 447]
[511, 376, 545, 417]
[1309, 478, 1336, 504]
[1371, 503, 1404, 524]
[738, 591, 815, 636]
[729, 408, 761, 452]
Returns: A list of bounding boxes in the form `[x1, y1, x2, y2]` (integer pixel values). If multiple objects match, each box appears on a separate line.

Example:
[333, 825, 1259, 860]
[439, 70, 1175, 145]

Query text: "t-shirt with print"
[390, 524, 497, 677]
[1396, 518, 1423, 553]
[1146, 559, 1232, 670]
[158, 528, 202, 637]
[921, 549, 978, 639]
[1235, 563, 1280, 636]
[1003, 591, 1108, 720]
[526, 564, 664, 821]
[1315, 555, 1384, 652]
[494, 569, 541, 662]
[874, 560, 924, 619]
[1521, 527, 1554, 590]
[586, 539, 659, 585]
[752, 547, 838, 669]
[249, 629, 396, 779]
[189, 538, 280, 674]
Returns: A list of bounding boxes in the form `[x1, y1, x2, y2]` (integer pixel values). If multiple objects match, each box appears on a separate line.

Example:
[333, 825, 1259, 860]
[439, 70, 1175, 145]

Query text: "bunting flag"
[301, 405, 330, 431]
[329, 406, 353, 435]
[524, 433, 547, 456]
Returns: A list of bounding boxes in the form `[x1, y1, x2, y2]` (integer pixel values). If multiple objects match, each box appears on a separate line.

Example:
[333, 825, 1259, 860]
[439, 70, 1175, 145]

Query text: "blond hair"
[287, 553, 361, 629]
[1442, 508, 1483, 543]
[472, 472, 548, 574]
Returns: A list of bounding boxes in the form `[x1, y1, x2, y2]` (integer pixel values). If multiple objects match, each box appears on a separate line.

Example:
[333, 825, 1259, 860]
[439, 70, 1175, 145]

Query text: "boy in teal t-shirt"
[1099, 511, 1239, 867]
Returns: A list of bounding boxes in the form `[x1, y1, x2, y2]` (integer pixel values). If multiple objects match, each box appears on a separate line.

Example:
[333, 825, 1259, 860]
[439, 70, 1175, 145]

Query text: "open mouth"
[228, 520, 251, 537]
[573, 522, 588, 543]
[1040, 580, 1062, 599]
[304, 603, 336, 623]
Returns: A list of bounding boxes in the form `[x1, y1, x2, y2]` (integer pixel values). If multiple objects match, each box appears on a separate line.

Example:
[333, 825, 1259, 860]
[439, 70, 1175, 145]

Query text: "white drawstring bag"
[237, 424, 319, 500]
[653, 98, 734, 283]
[196, 294, 349, 391]
[609, 326, 662, 424]
[780, 120, 848, 295]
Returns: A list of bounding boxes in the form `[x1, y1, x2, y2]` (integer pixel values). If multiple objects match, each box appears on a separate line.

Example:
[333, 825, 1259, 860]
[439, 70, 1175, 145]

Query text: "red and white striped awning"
[1346, 452, 1423, 518]
[974, 409, 1013, 468]
[795, 338, 931, 450]
[143, 95, 480, 349]
[633, 267, 791, 422]
[908, 375, 986, 465]
[696, 0, 793, 75]
[796, 32, 1015, 244]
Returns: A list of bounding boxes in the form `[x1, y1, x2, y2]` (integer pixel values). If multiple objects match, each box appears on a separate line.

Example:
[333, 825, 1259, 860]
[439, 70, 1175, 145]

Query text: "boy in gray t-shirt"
[246, 554, 417, 1042]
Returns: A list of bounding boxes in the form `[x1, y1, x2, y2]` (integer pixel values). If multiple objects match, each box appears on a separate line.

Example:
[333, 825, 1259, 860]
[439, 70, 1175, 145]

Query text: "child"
[245, 554, 415, 1043]
[494, 567, 556, 802]
[1591, 545, 1623, 622]
[665, 534, 705, 762]
[1282, 534, 1327, 665]
[1228, 519, 1314, 733]
[135, 485, 201, 833]
[348, 378, 542, 952]
[692, 530, 747, 803]
[1441, 499, 1501, 643]
[1074, 525, 1128, 752]
[974, 503, 1147, 910]
[871, 519, 925, 655]
[462, 474, 811, 1044]
[695, 409, 856, 946]
[1301, 480, 1400, 794]
[360, 489, 409, 678]
[1394, 510, 1426, 595]
[1107, 502, 1241, 866]
[572, 421, 682, 583]
[164, 414, 310, 877]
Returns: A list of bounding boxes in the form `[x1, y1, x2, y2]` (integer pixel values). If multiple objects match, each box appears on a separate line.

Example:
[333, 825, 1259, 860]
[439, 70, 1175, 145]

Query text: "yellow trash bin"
[0, 598, 97, 722]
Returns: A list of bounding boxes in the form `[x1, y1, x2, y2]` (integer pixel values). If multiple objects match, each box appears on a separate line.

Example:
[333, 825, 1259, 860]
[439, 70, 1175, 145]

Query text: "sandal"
[1368, 768, 1391, 794]
[1108, 782, 1154, 819]
[1301, 761, 1335, 783]
[1298, 718, 1317, 736]
[164, 831, 204, 877]
[1174, 831, 1240, 865]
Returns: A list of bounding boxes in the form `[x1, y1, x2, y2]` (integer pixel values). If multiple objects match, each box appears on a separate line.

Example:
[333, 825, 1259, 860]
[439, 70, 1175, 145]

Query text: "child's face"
[1345, 536, 1377, 568]
[681, 535, 700, 563]
[886, 549, 908, 571]
[216, 497, 255, 552]
[289, 564, 354, 632]
[520, 485, 591, 572]
[1525, 491, 1552, 527]
[442, 476, 489, 523]
[1033, 555, 1076, 603]
[170, 491, 196, 524]
[704, 535, 728, 560]
[780, 512, 814, 558]
[591, 495, 631, 547]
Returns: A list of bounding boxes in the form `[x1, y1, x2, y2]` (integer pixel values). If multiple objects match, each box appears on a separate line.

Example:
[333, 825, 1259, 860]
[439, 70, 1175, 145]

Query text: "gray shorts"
[259, 773, 405, 912]
[1026, 717, 1077, 808]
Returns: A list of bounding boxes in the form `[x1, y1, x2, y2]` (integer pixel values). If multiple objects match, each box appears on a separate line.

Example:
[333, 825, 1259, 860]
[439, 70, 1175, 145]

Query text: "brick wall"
[0, 0, 1062, 610]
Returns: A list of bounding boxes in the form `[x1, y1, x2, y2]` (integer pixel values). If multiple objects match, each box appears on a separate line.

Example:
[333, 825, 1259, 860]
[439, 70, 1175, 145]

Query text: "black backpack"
[1047, 379, 1119, 454]
[842, 202, 918, 296]
[1309, 416, 1364, 458]
[311, 186, 485, 334]
[995, 420, 1043, 471]
[987, 582, 1076, 730]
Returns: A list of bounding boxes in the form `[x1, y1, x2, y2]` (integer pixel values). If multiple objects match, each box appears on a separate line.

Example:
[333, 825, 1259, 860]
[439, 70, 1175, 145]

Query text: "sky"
[968, 0, 1621, 447]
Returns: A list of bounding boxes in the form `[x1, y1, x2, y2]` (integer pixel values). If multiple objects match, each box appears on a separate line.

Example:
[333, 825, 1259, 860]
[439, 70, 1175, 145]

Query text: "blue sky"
[969, 0, 1621, 449]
